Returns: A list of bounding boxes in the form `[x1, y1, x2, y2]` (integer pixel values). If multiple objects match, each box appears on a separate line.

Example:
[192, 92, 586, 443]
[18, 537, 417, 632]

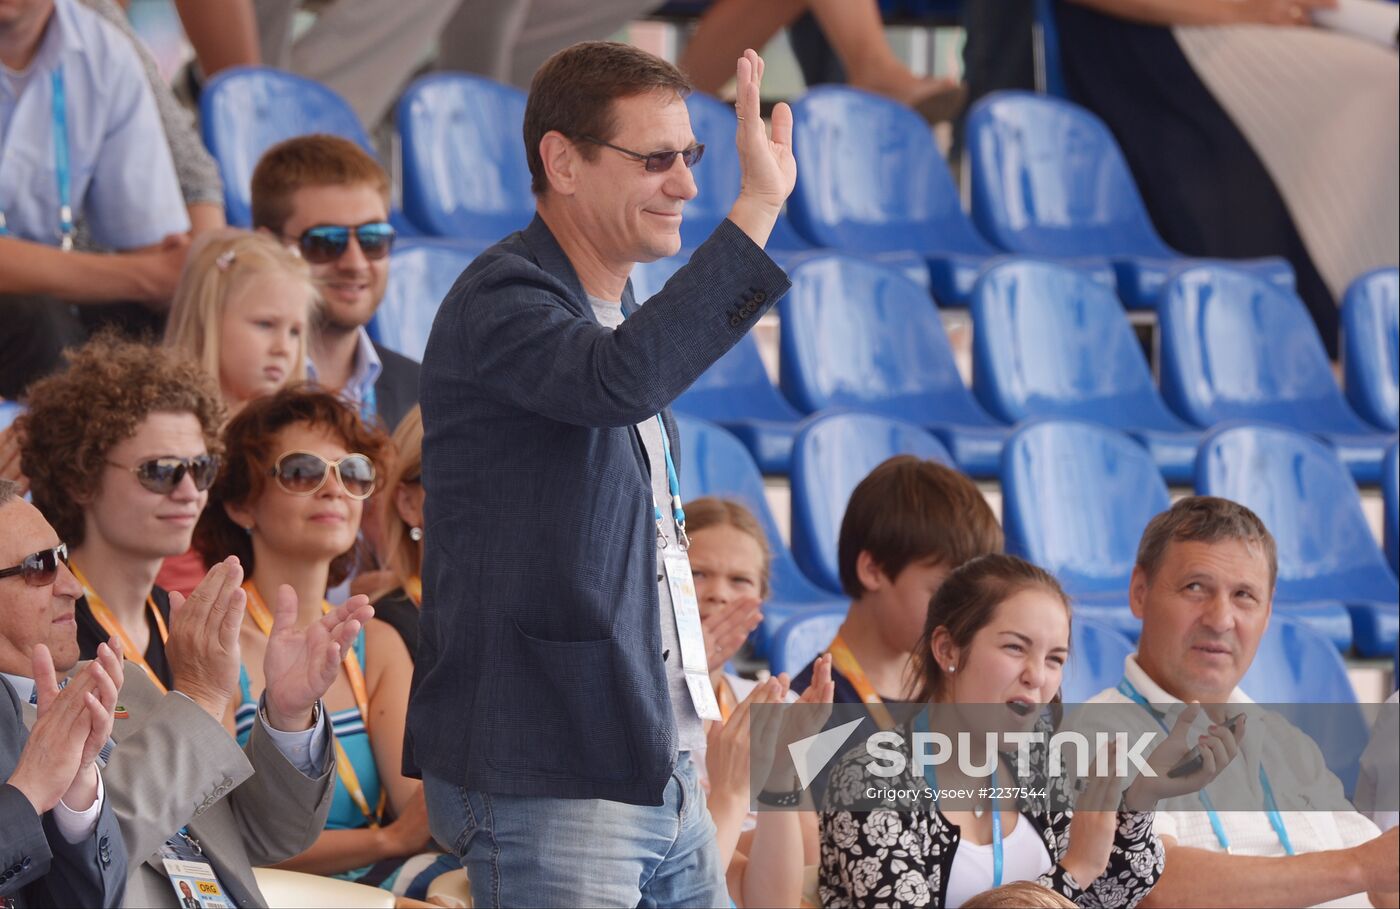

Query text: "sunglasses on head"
[579, 136, 706, 173]
[0, 542, 69, 588]
[271, 451, 377, 500]
[113, 454, 221, 495]
[288, 222, 396, 265]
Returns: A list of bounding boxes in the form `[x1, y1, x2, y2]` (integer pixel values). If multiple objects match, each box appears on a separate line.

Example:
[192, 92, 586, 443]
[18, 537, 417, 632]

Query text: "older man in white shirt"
[1080, 496, 1398, 909]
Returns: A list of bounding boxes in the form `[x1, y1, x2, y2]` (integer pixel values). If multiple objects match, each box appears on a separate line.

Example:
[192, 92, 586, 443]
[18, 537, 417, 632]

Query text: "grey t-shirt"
[589, 293, 705, 754]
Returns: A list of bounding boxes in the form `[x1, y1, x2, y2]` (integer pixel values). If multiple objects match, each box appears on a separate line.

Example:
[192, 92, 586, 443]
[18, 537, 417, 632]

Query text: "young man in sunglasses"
[15, 335, 226, 689]
[1, 478, 128, 908]
[0, 0, 191, 400]
[410, 43, 796, 907]
[250, 134, 420, 433]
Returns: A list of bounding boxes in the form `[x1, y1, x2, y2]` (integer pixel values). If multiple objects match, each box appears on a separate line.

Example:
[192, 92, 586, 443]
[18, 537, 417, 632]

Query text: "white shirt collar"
[1121, 652, 1254, 706]
[307, 326, 383, 407]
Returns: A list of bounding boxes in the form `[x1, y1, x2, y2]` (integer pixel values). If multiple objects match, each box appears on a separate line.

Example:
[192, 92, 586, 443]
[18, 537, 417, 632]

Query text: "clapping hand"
[8, 643, 121, 813]
[167, 557, 247, 721]
[754, 654, 836, 793]
[702, 594, 762, 673]
[262, 585, 373, 731]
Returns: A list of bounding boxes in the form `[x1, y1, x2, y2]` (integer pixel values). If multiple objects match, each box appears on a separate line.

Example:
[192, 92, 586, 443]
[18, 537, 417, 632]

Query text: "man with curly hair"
[16, 333, 225, 687]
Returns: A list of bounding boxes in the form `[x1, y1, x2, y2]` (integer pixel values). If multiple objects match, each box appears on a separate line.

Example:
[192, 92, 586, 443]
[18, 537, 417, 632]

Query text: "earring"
[409, 526, 423, 542]
[947, 665, 956, 673]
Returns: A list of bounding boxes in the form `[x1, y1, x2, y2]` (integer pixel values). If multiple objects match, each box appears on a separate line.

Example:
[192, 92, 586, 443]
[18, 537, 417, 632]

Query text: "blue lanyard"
[1116, 678, 1293, 855]
[360, 382, 378, 423]
[615, 306, 687, 549]
[1, 68, 73, 249]
[914, 712, 1003, 887]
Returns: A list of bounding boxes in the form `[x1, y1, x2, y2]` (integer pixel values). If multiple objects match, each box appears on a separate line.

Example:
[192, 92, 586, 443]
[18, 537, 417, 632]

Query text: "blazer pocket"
[483, 622, 637, 782]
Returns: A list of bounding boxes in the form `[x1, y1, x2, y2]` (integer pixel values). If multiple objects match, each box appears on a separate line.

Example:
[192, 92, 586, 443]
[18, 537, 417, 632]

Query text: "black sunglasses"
[579, 136, 705, 173]
[0, 543, 70, 588]
[286, 221, 396, 265]
[111, 454, 221, 495]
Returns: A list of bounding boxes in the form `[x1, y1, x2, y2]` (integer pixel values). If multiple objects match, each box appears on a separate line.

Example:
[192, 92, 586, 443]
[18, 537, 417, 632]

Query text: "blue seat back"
[790, 412, 954, 594]
[675, 334, 791, 419]
[1386, 444, 1399, 575]
[770, 609, 847, 677]
[787, 87, 991, 256]
[1342, 267, 1400, 432]
[965, 91, 1168, 258]
[1241, 615, 1368, 795]
[201, 67, 375, 228]
[675, 416, 829, 604]
[1196, 424, 1397, 601]
[780, 255, 979, 419]
[629, 255, 686, 304]
[1160, 266, 1369, 433]
[396, 74, 533, 241]
[971, 259, 1178, 429]
[1061, 617, 1134, 703]
[371, 239, 481, 362]
[679, 93, 742, 247]
[0, 400, 23, 433]
[1002, 420, 1170, 595]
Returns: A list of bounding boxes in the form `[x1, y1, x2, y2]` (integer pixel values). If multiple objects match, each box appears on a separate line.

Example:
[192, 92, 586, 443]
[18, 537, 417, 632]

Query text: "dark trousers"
[0, 294, 164, 399]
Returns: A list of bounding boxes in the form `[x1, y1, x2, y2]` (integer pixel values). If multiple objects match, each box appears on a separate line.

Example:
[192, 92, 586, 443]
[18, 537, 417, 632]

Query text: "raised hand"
[1061, 743, 1122, 887]
[7, 644, 104, 813]
[262, 585, 373, 731]
[727, 48, 797, 245]
[702, 594, 762, 673]
[761, 654, 836, 792]
[167, 557, 247, 721]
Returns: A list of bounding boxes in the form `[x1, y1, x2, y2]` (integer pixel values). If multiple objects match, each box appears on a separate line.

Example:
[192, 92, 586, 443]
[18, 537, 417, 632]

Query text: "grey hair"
[1135, 496, 1278, 591]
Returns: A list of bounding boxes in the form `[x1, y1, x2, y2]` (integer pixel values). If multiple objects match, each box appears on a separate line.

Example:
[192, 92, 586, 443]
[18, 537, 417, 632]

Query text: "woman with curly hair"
[15, 333, 225, 688]
[818, 554, 1242, 908]
[194, 386, 443, 891]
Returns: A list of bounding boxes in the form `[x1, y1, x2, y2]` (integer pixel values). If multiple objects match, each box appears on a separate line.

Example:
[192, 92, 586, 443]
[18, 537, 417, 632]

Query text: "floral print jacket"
[818, 727, 1164, 908]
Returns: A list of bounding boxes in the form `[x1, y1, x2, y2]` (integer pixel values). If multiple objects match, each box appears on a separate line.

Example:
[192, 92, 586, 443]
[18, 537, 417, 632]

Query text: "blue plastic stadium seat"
[1197, 424, 1397, 657]
[1341, 267, 1399, 433]
[971, 259, 1201, 483]
[779, 254, 1011, 477]
[396, 74, 534, 244]
[672, 335, 803, 475]
[1161, 266, 1396, 486]
[200, 66, 415, 233]
[1001, 420, 1169, 640]
[1240, 615, 1368, 795]
[787, 86, 1094, 307]
[1061, 617, 1134, 704]
[0, 400, 22, 432]
[1386, 444, 1399, 575]
[369, 238, 482, 362]
[676, 416, 844, 655]
[965, 92, 1293, 310]
[769, 609, 847, 678]
[790, 411, 954, 596]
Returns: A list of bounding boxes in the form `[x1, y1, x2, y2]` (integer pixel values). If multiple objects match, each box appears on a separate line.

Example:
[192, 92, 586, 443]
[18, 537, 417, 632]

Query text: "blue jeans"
[424, 753, 727, 908]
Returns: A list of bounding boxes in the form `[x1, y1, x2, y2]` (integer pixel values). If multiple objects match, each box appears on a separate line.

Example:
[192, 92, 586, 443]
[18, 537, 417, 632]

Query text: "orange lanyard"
[242, 582, 383, 827]
[70, 562, 169, 692]
[715, 676, 738, 723]
[827, 633, 898, 731]
[405, 575, 422, 607]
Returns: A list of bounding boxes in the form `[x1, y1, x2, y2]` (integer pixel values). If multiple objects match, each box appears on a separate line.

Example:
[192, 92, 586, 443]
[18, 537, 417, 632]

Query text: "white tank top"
[943, 811, 1055, 908]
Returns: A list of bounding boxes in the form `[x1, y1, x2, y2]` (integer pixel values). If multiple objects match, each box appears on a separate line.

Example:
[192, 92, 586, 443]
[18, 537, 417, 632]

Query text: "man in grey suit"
[3, 481, 374, 907]
[1, 478, 127, 907]
[411, 42, 797, 907]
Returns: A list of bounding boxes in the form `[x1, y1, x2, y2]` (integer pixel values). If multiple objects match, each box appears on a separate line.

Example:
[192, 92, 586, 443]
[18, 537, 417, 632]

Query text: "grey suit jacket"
[27, 668, 335, 909]
[1, 675, 126, 907]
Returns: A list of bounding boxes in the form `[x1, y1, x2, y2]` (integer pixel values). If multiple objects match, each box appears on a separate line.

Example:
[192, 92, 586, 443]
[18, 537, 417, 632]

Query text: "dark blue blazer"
[408, 215, 789, 805]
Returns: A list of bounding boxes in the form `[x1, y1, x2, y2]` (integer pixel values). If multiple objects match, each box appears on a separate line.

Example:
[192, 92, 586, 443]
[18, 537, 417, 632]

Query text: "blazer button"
[753, 290, 767, 304]
[19, 858, 30, 870]
[729, 315, 742, 327]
